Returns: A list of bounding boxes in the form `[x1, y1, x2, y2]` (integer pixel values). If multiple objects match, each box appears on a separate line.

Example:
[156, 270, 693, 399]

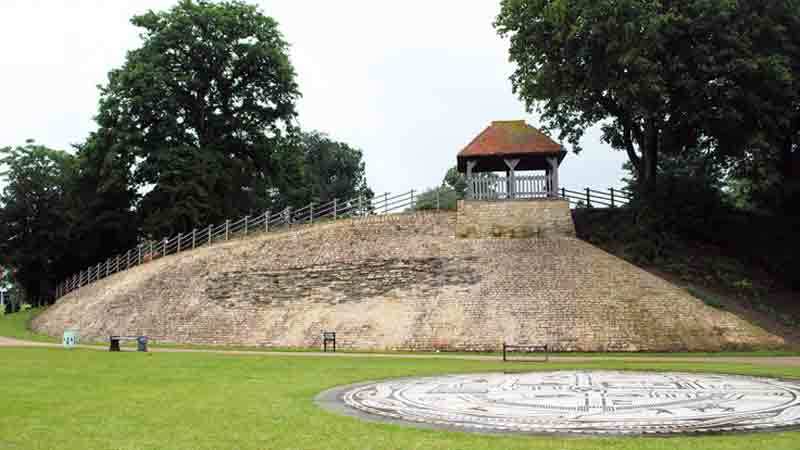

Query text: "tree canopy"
[0, 143, 76, 299]
[0, 1, 376, 302]
[97, 0, 301, 235]
[296, 131, 373, 205]
[495, 0, 800, 201]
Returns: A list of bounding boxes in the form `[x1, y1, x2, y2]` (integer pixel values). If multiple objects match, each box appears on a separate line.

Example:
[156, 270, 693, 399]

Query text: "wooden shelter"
[457, 121, 566, 199]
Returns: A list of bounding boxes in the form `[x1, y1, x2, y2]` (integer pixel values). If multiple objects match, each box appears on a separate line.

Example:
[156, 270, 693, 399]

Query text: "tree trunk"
[779, 137, 796, 213]
[637, 119, 660, 193]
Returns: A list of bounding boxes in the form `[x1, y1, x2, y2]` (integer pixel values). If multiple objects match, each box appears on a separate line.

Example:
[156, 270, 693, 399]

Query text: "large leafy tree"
[68, 131, 139, 268]
[0, 143, 76, 299]
[726, 1, 800, 214]
[97, 0, 300, 236]
[495, 0, 800, 194]
[296, 131, 373, 205]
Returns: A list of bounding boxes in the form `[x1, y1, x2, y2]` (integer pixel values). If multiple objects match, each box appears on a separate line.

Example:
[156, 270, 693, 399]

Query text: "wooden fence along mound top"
[55, 187, 629, 300]
[34, 187, 783, 353]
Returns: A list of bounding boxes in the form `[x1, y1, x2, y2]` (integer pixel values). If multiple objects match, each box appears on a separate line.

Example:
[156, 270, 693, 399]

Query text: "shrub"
[415, 186, 459, 211]
[687, 287, 725, 309]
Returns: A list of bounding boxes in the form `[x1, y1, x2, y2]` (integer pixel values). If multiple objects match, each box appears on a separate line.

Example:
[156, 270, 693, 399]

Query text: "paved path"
[2, 336, 800, 366]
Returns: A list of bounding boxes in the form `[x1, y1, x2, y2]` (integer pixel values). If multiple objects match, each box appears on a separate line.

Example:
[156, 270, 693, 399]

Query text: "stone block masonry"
[456, 199, 575, 238]
[33, 211, 784, 352]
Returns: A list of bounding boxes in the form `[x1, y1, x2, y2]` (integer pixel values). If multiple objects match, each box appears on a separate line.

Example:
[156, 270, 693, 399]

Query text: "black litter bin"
[137, 336, 148, 352]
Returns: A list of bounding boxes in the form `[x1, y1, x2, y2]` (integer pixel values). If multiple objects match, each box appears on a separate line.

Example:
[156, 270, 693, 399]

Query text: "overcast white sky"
[0, 0, 627, 194]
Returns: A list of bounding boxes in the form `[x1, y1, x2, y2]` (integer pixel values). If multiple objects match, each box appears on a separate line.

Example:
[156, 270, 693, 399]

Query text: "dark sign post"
[322, 331, 336, 353]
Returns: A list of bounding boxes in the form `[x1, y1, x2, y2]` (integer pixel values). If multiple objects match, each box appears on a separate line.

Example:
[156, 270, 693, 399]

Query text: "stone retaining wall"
[32, 211, 783, 351]
[456, 199, 575, 238]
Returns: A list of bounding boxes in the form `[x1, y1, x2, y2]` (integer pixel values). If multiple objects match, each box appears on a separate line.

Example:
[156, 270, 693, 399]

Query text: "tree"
[725, 1, 800, 214]
[96, 0, 300, 236]
[0, 143, 75, 299]
[495, 0, 800, 194]
[415, 186, 459, 211]
[68, 131, 140, 269]
[296, 131, 373, 205]
[443, 166, 467, 199]
[416, 165, 478, 210]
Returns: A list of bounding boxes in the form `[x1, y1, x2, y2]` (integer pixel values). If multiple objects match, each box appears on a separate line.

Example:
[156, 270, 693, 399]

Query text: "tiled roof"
[458, 120, 562, 157]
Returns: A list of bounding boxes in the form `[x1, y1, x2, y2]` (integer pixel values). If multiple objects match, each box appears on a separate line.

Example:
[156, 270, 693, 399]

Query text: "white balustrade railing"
[467, 175, 554, 200]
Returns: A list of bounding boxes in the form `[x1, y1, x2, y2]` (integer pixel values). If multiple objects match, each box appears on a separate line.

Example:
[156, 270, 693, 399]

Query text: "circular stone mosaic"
[329, 371, 800, 435]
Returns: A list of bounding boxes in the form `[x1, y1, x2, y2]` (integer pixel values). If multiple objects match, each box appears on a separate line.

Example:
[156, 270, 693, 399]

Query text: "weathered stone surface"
[32, 211, 783, 351]
[456, 199, 575, 238]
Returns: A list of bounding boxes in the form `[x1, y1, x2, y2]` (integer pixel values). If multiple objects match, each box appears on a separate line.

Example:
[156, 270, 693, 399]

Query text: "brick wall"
[456, 199, 575, 238]
[32, 210, 784, 352]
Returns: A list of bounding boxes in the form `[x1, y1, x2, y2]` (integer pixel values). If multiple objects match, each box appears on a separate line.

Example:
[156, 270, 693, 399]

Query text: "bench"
[322, 331, 336, 353]
[502, 343, 548, 362]
[109, 335, 149, 352]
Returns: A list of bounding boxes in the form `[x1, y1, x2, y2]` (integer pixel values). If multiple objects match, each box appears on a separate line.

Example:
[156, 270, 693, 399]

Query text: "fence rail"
[560, 187, 631, 208]
[55, 190, 423, 300]
[54, 185, 632, 300]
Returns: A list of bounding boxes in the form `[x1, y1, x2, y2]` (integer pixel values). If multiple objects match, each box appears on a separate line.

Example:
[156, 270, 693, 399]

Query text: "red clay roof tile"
[459, 120, 562, 157]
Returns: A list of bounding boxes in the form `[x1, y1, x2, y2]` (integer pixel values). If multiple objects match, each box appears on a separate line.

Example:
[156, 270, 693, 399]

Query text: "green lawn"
[6, 309, 799, 357]
[0, 308, 57, 343]
[1, 310, 799, 449]
[0, 347, 798, 450]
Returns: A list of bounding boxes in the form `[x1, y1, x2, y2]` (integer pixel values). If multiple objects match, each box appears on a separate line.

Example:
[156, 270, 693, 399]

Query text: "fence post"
[358, 195, 363, 216]
[208, 225, 213, 245]
[436, 188, 440, 211]
[286, 207, 292, 228]
[333, 198, 337, 220]
[586, 187, 591, 208]
[163, 238, 167, 257]
[225, 220, 229, 240]
[265, 210, 270, 232]
[610, 188, 615, 208]
[244, 216, 249, 235]
[561, 187, 565, 199]
[384, 192, 388, 213]
[177, 233, 182, 252]
[138, 245, 142, 265]
[410, 189, 415, 211]
[192, 229, 196, 249]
